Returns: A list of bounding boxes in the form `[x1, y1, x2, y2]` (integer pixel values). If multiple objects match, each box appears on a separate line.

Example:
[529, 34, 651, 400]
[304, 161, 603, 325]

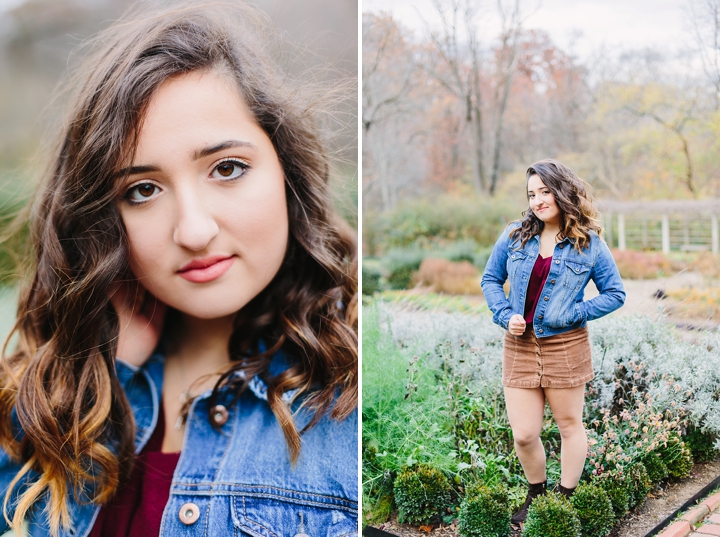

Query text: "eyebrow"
[192, 140, 257, 160]
[114, 140, 258, 179]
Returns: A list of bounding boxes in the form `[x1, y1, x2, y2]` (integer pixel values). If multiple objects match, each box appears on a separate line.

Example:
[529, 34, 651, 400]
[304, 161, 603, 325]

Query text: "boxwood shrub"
[458, 485, 511, 537]
[627, 462, 652, 509]
[592, 472, 629, 520]
[570, 483, 613, 537]
[522, 492, 581, 537]
[641, 452, 669, 484]
[393, 464, 452, 525]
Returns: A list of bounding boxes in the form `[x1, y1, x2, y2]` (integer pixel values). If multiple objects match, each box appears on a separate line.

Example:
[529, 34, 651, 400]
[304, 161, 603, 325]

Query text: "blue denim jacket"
[0, 351, 358, 537]
[481, 224, 625, 337]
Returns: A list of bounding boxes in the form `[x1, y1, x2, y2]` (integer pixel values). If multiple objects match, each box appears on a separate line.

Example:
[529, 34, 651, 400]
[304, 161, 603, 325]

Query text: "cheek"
[218, 183, 289, 267]
[122, 213, 169, 281]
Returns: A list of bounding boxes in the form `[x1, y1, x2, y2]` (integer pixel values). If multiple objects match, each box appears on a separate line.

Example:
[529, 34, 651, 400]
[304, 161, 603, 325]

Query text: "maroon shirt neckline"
[89, 404, 181, 537]
[524, 254, 553, 325]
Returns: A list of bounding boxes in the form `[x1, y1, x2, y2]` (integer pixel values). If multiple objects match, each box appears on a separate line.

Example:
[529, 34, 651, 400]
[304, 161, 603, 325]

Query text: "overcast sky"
[363, 0, 692, 63]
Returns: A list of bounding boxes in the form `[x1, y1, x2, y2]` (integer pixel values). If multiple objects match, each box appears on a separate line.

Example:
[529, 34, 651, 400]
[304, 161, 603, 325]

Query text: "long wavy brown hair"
[0, 3, 357, 535]
[510, 159, 603, 252]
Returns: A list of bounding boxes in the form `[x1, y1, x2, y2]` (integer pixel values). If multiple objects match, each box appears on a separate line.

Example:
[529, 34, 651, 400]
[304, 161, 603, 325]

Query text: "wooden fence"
[599, 199, 720, 254]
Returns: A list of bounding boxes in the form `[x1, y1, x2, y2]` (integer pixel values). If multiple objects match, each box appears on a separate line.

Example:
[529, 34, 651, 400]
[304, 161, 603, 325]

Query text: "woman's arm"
[481, 228, 518, 330]
[579, 239, 626, 322]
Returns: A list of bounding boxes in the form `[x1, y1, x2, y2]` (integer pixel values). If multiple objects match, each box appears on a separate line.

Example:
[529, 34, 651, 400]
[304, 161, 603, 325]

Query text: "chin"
[170, 295, 251, 320]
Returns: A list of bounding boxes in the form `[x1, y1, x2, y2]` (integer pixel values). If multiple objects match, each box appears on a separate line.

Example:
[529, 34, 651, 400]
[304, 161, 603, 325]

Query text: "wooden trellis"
[598, 199, 720, 254]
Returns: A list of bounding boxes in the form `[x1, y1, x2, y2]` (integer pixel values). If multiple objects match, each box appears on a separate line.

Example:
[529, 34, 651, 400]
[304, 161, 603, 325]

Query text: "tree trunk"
[489, 60, 515, 195]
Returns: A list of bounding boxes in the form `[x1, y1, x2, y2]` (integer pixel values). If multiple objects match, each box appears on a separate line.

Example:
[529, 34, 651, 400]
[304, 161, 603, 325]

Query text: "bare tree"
[625, 98, 698, 196]
[422, 0, 525, 195]
[489, 0, 523, 195]
[362, 14, 420, 209]
[689, 0, 720, 109]
[362, 13, 417, 136]
[422, 0, 487, 192]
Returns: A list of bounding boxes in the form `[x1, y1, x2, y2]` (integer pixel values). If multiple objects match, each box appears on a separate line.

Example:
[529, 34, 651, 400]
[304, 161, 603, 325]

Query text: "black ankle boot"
[558, 484, 576, 498]
[511, 480, 547, 525]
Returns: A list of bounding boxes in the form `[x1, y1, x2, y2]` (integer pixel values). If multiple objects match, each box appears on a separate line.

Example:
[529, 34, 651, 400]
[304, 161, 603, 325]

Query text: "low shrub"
[592, 472, 629, 520]
[393, 464, 453, 525]
[641, 452, 669, 484]
[627, 462, 652, 509]
[362, 261, 384, 296]
[685, 427, 719, 463]
[362, 195, 517, 254]
[416, 258, 482, 295]
[383, 248, 426, 290]
[472, 246, 494, 272]
[458, 485, 511, 537]
[658, 434, 693, 479]
[610, 249, 676, 279]
[691, 251, 720, 278]
[665, 287, 720, 320]
[522, 492, 581, 537]
[570, 483, 613, 537]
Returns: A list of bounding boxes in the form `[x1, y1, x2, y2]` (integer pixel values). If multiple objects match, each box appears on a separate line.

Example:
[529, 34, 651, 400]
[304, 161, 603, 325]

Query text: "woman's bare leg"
[544, 385, 587, 488]
[504, 386, 547, 484]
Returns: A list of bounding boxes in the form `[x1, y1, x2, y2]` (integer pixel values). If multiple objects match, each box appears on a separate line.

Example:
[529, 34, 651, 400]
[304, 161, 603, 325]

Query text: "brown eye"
[217, 163, 234, 177]
[125, 182, 161, 204]
[211, 159, 249, 181]
[138, 184, 155, 197]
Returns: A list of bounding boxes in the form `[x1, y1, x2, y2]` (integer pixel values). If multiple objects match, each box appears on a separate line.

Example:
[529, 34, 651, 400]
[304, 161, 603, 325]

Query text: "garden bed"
[363, 296, 720, 536]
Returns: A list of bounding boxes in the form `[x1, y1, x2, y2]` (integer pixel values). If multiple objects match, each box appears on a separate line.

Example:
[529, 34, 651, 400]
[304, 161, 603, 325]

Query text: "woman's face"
[527, 174, 561, 226]
[117, 70, 289, 320]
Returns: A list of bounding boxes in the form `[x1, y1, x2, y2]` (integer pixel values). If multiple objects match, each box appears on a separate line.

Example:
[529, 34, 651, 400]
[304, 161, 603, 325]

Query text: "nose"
[172, 189, 219, 251]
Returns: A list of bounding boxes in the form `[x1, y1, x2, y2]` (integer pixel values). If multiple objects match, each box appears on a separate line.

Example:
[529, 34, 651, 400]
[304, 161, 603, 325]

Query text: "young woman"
[0, 4, 357, 537]
[481, 159, 625, 526]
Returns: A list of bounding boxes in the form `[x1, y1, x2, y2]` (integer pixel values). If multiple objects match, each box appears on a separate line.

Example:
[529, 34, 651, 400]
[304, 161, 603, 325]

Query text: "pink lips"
[177, 255, 235, 283]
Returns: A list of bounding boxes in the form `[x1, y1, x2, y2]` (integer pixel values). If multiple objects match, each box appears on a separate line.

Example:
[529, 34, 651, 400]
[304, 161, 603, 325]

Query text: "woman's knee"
[513, 430, 541, 448]
[555, 417, 585, 439]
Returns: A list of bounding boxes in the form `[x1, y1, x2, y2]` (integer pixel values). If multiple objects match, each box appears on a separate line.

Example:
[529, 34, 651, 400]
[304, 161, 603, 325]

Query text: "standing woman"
[480, 159, 625, 526]
[0, 3, 357, 537]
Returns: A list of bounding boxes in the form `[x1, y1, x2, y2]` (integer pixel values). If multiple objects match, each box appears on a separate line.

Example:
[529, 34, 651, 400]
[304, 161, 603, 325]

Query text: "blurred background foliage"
[0, 0, 357, 293]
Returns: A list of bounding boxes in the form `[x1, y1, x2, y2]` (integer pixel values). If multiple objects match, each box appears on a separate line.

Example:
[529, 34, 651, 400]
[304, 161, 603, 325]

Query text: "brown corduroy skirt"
[502, 327, 594, 389]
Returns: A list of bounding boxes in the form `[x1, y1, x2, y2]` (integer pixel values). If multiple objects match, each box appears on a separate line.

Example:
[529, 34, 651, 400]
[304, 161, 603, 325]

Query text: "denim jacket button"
[558, 244, 564, 248]
[210, 405, 229, 426]
[550, 279, 555, 284]
[543, 296, 548, 301]
[555, 260, 559, 264]
[538, 329, 543, 333]
[179, 502, 200, 525]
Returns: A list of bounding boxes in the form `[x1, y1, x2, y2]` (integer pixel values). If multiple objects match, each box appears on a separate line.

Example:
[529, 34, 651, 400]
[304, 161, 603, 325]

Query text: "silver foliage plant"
[379, 302, 720, 447]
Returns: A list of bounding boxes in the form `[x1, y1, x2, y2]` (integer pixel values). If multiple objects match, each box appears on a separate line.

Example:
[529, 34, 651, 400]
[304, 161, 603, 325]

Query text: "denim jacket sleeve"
[480, 226, 518, 330]
[579, 237, 626, 322]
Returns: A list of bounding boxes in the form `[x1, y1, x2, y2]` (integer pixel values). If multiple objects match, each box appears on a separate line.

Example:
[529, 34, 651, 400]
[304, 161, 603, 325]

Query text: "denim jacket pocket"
[563, 260, 591, 292]
[506, 250, 528, 282]
[231, 496, 357, 537]
[565, 302, 583, 327]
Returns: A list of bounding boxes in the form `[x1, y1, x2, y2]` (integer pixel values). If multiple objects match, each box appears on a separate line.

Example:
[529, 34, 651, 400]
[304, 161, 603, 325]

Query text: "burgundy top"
[89, 406, 180, 537]
[524, 255, 553, 325]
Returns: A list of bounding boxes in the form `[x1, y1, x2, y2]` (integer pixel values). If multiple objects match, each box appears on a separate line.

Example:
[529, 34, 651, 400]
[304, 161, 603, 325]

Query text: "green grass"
[375, 290, 489, 315]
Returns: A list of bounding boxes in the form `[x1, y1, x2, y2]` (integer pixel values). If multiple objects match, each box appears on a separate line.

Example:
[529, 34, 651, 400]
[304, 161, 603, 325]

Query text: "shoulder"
[496, 221, 523, 247]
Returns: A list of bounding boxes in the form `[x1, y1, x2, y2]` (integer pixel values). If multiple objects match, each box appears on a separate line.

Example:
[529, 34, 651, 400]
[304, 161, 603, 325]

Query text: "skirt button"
[179, 502, 200, 525]
[210, 405, 229, 426]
